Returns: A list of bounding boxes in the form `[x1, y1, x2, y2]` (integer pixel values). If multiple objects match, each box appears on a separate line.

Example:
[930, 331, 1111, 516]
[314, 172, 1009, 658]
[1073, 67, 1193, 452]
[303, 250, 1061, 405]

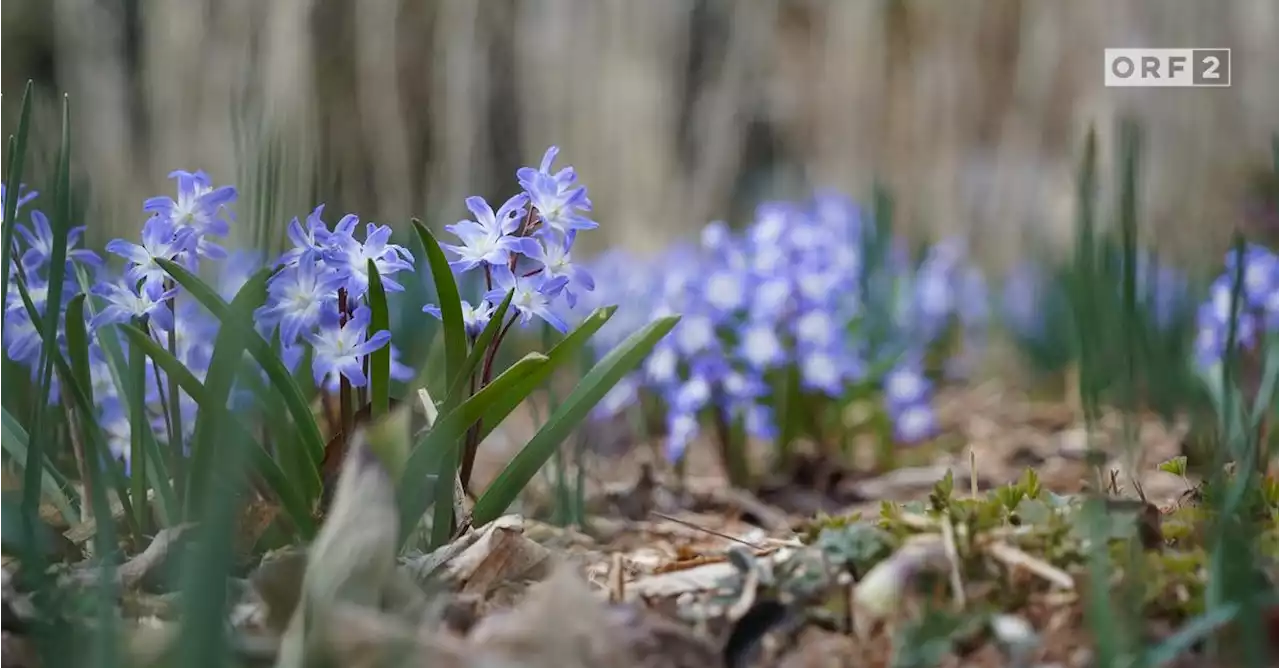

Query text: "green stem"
[165, 283, 185, 500]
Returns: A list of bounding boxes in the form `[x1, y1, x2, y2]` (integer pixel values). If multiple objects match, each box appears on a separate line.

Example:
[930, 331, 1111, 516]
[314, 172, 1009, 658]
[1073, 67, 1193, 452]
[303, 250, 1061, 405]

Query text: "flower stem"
[164, 281, 185, 499]
[459, 312, 519, 492]
[338, 288, 353, 440]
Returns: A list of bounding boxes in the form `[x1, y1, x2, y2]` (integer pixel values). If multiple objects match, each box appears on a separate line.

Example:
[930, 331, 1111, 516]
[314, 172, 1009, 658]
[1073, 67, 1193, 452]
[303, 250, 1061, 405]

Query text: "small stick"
[969, 447, 979, 498]
[648, 511, 764, 550]
[987, 541, 1074, 590]
[940, 515, 967, 610]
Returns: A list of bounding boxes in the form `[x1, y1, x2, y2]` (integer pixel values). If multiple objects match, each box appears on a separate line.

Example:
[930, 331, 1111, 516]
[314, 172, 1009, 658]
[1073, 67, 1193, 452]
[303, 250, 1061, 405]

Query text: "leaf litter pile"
[5, 381, 1276, 668]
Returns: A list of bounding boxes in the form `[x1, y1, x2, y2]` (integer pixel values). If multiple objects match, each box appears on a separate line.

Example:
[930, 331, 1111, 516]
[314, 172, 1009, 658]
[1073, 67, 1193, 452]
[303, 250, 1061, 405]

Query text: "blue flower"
[799, 349, 854, 396]
[2, 304, 42, 367]
[517, 146, 598, 239]
[737, 321, 786, 370]
[423, 298, 495, 338]
[0, 183, 39, 225]
[883, 361, 931, 409]
[484, 265, 569, 332]
[306, 306, 392, 388]
[143, 170, 236, 261]
[665, 411, 700, 462]
[15, 210, 103, 272]
[105, 216, 194, 294]
[1224, 244, 1279, 312]
[89, 278, 179, 331]
[99, 398, 133, 473]
[742, 403, 778, 440]
[256, 259, 344, 345]
[278, 207, 351, 269]
[520, 232, 594, 307]
[442, 194, 536, 272]
[891, 402, 937, 444]
[327, 221, 415, 299]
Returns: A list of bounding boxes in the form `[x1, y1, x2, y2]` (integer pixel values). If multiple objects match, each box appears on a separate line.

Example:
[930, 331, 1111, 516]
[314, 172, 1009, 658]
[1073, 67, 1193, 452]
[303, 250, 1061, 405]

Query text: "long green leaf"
[119, 325, 317, 537]
[11, 274, 140, 540]
[23, 96, 73, 584]
[473, 315, 679, 526]
[186, 268, 270, 519]
[1, 80, 34, 313]
[0, 408, 76, 525]
[368, 258, 391, 418]
[128, 328, 150, 533]
[396, 353, 549, 547]
[474, 306, 619, 445]
[156, 258, 326, 466]
[411, 219, 466, 403]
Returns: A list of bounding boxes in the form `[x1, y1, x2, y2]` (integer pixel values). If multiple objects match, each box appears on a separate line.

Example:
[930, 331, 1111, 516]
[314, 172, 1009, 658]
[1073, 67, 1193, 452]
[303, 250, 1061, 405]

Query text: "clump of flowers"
[1193, 243, 1278, 369]
[2, 113, 676, 547]
[420, 145, 601, 489]
[574, 191, 987, 480]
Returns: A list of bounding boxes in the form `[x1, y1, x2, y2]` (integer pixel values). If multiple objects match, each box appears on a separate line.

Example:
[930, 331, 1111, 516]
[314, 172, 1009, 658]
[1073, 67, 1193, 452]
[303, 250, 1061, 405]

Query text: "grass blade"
[156, 258, 326, 467]
[118, 325, 317, 537]
[0, 407, 76, 525]
[368, 259, 391, 417]
[22, 95, 73, 593]
[411, 219, 466, 401]
[1, 79, 34, 313]
[396, 352, 549, 547]
[186, 268, 270, 519]
[474, 305, 619, 445]
[473, 314, 679, 526]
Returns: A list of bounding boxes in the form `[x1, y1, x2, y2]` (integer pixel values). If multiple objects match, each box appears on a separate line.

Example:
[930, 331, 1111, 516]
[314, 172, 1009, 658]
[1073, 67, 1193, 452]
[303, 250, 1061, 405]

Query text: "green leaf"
[12, 275, 140, 540]
[1143, 603, 1241, 667]
[472, 314, 679, 527]
[186, 268, 271, 519]
[1, 80, 34, 312]
[396, 352, 549, 547]
[23, 95, 73, 574]
[412, 219, 466, 403]
[444, 289, 513, 405]
[128, 328, 151, 533]
[156, 258, 326, 467]
[0, 408, 76, 525]
[367, 259, 391, 418]
[473, 306, 619, 445]
[119, 325, 317, 538]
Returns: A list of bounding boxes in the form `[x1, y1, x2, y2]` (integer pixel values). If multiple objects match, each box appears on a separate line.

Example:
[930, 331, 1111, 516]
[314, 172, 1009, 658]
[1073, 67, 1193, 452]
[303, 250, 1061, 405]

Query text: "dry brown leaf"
[458, 524, 552, 597]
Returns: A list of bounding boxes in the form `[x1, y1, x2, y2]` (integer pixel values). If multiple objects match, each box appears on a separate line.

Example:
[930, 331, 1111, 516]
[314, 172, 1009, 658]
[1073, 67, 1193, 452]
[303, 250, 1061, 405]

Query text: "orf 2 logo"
[1105, 49, 1231, 88]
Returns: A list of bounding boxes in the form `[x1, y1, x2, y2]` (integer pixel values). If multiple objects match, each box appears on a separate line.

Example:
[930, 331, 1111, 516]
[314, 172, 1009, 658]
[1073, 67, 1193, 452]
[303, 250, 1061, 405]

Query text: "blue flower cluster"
[572, 192, 988, 461]
[1193, 243, 1279, 368]
[422, 146, 597, 335]
[2, 147, 597, 473]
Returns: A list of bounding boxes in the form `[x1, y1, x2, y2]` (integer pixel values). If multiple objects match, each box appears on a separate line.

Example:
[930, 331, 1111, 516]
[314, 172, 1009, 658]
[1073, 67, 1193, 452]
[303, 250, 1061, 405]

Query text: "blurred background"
[2, 0, 1277, 269]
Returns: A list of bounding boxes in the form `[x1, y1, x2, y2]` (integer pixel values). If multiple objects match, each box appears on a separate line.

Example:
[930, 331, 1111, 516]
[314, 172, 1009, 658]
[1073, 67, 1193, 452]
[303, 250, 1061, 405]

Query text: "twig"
[969, 447, 979, 498]
[940, 514, 967, 610]
[986, 541, 1075, 590]
[608, 552, 626, 603]
[648, 511, 764, 550]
